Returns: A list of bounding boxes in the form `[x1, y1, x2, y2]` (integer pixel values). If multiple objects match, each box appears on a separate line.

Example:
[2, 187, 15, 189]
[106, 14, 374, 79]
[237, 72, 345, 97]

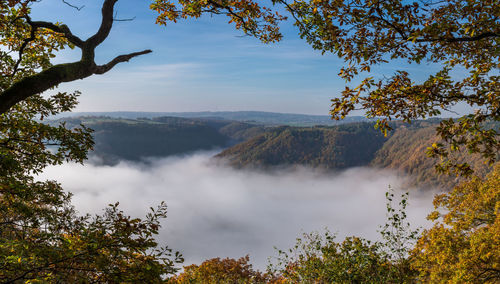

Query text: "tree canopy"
[411, 165, 500, 282]
[168, 256, 276, 283]
[0, 0, 285, 280]
[1, 0, 498, 281]
[277, 0, 499, 175]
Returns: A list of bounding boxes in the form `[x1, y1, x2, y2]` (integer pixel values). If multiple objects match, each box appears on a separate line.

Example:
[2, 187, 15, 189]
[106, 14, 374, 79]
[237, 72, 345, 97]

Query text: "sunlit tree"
[411, 165, 500, 282]
[276, 0, 499, 175]
[0, 1, 183, 281]
[168, 256, 276, 283]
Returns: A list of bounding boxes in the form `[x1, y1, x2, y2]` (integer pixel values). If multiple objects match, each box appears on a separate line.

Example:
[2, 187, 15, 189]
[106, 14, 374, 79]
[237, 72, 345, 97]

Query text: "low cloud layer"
[38, 152, 436, 270]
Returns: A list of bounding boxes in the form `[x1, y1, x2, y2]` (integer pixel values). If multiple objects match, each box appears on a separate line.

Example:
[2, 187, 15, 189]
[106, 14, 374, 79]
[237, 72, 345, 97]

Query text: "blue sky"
[30, 0, 448, 115]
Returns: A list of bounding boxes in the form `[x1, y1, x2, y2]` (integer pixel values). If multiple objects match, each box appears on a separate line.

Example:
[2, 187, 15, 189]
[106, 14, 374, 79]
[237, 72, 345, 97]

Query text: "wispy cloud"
[82, 62, 207, 84]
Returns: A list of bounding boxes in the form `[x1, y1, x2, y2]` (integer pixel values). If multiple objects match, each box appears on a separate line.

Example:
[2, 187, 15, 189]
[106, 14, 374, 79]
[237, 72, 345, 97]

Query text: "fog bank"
[38, 152, 435, 270]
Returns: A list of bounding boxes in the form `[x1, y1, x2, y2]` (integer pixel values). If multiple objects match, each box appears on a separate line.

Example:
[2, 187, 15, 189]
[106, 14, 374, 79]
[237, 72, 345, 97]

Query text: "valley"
[51, 112, 496, 190]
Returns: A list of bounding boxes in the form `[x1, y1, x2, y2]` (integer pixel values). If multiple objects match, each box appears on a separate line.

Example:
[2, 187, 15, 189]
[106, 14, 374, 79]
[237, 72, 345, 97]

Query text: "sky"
[28, 0, 449, 115]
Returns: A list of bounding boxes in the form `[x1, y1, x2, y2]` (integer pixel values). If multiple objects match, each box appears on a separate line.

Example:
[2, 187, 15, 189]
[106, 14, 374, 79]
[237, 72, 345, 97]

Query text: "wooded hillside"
[216, 123, 386, 169]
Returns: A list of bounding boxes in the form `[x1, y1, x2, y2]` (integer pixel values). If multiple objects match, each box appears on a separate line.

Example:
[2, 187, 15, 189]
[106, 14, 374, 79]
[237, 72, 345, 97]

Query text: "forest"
[56, 115, 496, 190]
[0, 0, 498, 283]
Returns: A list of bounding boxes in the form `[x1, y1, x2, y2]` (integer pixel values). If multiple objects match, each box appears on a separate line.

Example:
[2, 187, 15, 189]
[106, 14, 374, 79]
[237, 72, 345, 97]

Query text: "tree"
[269, 191, 419, 283]
[0, 0, 283, 280]
[167, 256, 276, 283]
[0, 93, 184, 281]
[270, 232, 397, 283]
[276, 0, 499, 176]
[411, 165, 500, 283]
[0, 0, 285, 115]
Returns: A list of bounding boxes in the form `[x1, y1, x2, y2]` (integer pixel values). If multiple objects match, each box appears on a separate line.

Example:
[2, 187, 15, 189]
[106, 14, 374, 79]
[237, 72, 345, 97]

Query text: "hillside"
[216, 123, 387, 169]
[52, 116, 266, 164]
[371, 125, 493, 189]
[53, 116, 495, 189]
[216, 120, 495, 189]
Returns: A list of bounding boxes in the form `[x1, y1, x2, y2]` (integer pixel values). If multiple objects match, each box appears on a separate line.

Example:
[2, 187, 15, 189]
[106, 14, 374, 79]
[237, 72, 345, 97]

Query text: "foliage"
[411, 165, 500, 283]
[379, 190, 420, 281]
[151, 0, 286, 43]
[0, 1, 183, 281]
[0, 95, 183, 282]
[270, 232, 395, 283]
[269, 190, 419, 283]
[218, 121, 267, 142]
[168, 255, 276, 284]
[0, 1, 68, 94]
[280, 0, 499, 176]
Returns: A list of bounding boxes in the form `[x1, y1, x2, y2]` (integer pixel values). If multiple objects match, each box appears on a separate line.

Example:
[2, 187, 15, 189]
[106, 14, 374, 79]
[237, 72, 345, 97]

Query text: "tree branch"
[94, 49, 152, 74]
[22, 16, 85, 48]
[415, 31, 500, 43]
[62, 0, 85, 11]
[276, 0, 316, 41]
[206, 0, 258, 37]
[11, 20, 37, 77]
[86, 0, 118, 48]
[0, 0, 152, 115]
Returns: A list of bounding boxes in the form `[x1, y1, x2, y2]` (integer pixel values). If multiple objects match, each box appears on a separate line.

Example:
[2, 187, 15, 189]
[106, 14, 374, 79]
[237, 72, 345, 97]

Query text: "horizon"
[54, 109, 463, 120]
[29, 1, 472, 117]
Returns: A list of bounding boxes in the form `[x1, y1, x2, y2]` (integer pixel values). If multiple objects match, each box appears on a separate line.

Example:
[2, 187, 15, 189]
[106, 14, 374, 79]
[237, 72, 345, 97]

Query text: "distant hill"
[216, 120, 496, 189]
[51, 111, 371, 126]
[51, 115, 496, 189]
[52, 116, 267, 164]
[216, 123, 387, 169]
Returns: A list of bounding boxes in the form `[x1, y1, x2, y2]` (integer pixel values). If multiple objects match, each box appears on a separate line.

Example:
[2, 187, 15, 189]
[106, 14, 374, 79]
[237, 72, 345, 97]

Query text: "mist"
[38, 151, 436, 270]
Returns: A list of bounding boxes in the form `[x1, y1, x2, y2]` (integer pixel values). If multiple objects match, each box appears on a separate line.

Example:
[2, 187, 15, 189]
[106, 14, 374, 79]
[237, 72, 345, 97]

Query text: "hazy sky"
[29, 0, 448, 115]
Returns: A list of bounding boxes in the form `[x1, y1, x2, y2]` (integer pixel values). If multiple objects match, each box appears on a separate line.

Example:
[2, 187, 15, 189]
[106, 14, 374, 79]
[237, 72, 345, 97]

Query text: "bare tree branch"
[94, 49, 152, 74]
[113, 16, 136, 22]
[62, 0, 85, 11]
[86, 0, 118, 49]
[415, 31, 500, 43]
[113, 10, 136, 21]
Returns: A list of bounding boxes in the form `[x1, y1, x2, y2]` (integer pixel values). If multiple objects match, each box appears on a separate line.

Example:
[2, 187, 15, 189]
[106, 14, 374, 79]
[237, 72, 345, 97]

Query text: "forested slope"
[54, 116, 496, 189]
[217, 121, 496, 189]
[371, 125, 493, 189]
[216, 123, 387, 169]
[53, 116, 266, 164]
